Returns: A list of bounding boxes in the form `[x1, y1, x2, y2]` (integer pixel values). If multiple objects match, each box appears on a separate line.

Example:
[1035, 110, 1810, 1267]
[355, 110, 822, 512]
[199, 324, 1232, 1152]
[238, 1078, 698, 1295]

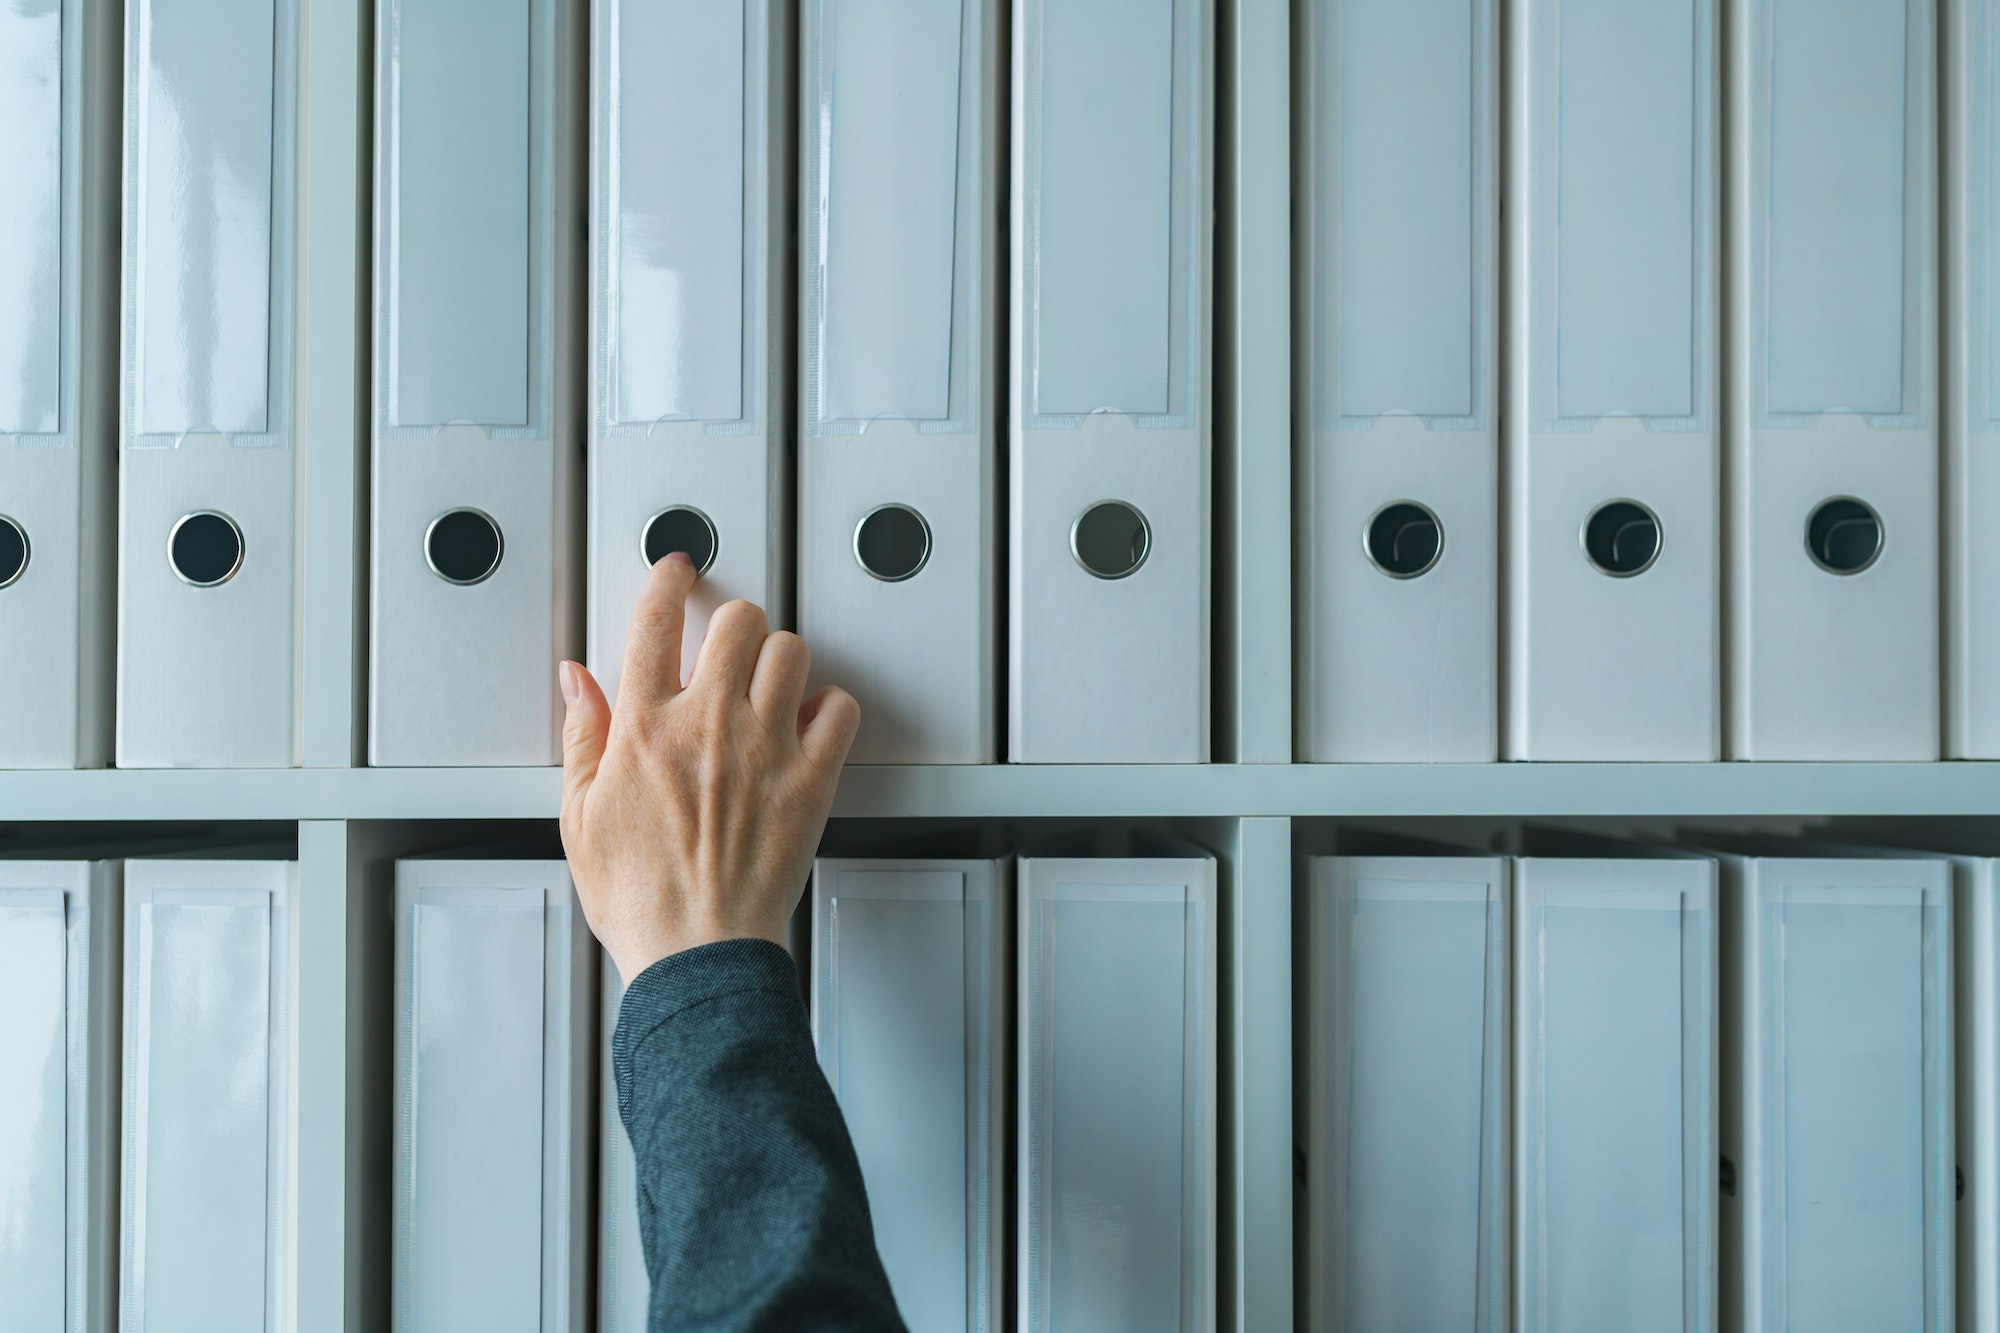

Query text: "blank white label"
[1762, 0, 1911, 416]
[388, 0, 530, 428]
[1335, 883, 1491, 1329]
[827, 880, 970, 1331]
[1325, 0, 1478, 419]
[133, 897, 271, 1333]
[817, 0, 962, 423]
[609, 0, 744, 425]
[1031, 0, 1174, 417]
[407, 891, 545, 1333]
[1773, 890, 1925, 1331]
[1551, 0, 1697, 419]
[0, 890, 66, 1333]
[0, 0, 61, 436]
[132, 0, 277, 437]
[1034, 894, 1188, 1331]
[1531, 893, 1685, 1333]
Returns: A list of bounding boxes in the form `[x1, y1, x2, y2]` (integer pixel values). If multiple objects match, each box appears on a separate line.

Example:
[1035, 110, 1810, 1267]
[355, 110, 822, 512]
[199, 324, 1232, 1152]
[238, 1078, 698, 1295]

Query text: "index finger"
[617, 553, 698, 710]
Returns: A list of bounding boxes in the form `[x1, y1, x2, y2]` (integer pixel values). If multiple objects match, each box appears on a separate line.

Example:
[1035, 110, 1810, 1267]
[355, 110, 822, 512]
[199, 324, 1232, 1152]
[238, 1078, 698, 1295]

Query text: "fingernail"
[665, 549, 694, 567]
[559, 660, 582, 706]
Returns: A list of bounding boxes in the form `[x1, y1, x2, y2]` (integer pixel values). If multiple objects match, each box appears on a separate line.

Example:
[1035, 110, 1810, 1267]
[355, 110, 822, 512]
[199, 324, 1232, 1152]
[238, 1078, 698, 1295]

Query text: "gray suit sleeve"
[612, 938, 909, 1333]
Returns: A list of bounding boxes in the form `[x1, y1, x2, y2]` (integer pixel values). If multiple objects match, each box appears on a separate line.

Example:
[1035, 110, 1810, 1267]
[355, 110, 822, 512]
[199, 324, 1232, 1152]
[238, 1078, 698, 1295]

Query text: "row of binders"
[0, 0, 1210, 771]
[1304, 830, 1992, 1332]
[0, 851, 1217, 1333]
[1303, 0, 2000, 763]
[13, 0, 2000, 771]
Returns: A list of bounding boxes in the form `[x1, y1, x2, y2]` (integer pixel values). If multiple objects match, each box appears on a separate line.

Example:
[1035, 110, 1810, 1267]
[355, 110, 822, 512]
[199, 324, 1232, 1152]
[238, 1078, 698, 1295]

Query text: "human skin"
[557, 551, 862, 982]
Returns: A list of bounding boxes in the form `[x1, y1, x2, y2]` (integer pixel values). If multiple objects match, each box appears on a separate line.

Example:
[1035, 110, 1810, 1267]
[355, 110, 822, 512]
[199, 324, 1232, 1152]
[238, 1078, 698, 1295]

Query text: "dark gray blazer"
[613, 938, 910, 1332]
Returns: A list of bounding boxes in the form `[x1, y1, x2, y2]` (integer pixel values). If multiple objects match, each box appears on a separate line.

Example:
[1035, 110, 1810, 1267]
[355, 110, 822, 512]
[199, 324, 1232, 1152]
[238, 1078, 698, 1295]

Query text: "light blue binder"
[1307, 856, 1510, 1333]
[120, 861, 294, 1333]
[1514, 856, 1716, 1333]
[811, 860, 1006, 1333]
[0, 862, 119, 1333]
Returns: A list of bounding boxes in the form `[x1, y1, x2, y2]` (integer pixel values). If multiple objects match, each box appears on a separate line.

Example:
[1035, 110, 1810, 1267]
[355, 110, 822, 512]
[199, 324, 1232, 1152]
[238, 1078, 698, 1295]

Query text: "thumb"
[559, 660, 612, 822]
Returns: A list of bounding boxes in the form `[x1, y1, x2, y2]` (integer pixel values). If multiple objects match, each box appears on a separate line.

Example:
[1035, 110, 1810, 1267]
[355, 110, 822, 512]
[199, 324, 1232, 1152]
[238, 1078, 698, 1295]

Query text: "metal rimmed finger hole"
[168, 511, 245, 588]
[425, 508, 504, 586]
[0, 515, 27, 589]
[1363, 501, 1443, 578]
[1582, 500, 1662, 577]
[1071, 500, 1151, 579]
[1805, 496, 1883, 575]
[642, 505, 718, 574]
[853, 503, 931, 582]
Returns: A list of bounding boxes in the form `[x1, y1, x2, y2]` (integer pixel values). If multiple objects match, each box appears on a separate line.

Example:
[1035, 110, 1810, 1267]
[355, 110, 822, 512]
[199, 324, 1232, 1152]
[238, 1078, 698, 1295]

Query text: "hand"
[557, 553, 862, 983]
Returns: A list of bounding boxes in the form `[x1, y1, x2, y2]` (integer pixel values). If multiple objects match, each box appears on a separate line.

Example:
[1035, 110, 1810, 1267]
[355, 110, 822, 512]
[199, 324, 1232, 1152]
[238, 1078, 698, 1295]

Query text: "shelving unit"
[7, 3, 1982, 1331]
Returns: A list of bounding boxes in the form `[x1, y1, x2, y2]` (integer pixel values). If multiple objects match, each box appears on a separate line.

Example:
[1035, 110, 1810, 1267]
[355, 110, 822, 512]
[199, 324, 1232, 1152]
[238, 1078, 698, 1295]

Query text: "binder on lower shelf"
[1503, 0, 1720, 760]
[1513, 852, 1716, 1332]
[1019, 856, 1216, 1332]
[1297, 0, 1498, 763]
[797, 0, 999, 763]
[120, 859, 295, 1333]
[370, 0, 584, 766]
[1304, 855, 1509, 1331]
[0, 0, 116, 770]
[0, 860, 120, 1333]
[1725, 0, 1939, 759]
[810, 858, 1009, 1333]
[1701, 841, 1954, 1332]
[1008, 0, 1213, 763]
[393, 860, 592, 1333]
[117, 0, 300, 768]
[599, 959, 649, 1333]
[587, 0, 789, 700]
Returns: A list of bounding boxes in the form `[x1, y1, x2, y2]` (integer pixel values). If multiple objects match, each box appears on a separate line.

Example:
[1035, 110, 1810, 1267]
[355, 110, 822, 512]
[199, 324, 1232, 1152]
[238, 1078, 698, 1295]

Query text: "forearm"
[613, 939, 906, 1333]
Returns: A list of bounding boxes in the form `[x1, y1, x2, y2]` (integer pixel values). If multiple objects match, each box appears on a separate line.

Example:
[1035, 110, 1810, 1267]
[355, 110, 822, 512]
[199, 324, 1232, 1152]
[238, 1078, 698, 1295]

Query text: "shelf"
[5, 761, 2000, 822]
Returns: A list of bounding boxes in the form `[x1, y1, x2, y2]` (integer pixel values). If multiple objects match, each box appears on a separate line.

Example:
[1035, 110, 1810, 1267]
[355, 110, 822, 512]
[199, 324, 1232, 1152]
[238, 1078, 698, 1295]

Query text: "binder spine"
[1297, 0, 1498, 762]
[1502, 0, 1720, 761]
[587, 0, 790, 700]
[1307, 857, 1510, 1333]
[1725, 0, 1940, 759]
[796, 0, 999, 763]
[1512, 859, 1716, 1333]
[391, 860, 592, 1333]
[1008, 0, 1213, 763]
[369, 0, 584, 766]
[115, 0, 301, 768]
[0, 0, 118, 768]
[1017, 858, 1217, 1333]
[119, 860, 295, 1333]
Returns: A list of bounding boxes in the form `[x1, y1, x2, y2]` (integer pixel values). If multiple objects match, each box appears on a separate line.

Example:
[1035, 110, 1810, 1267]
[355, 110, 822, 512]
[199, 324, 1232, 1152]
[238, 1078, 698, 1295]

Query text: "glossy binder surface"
[1505, 0, 1719, 759]
[588, 0, 786, 697]
[1514, 858, 1715, 1332]
[121, 861, 292, 1333]
[811, 860, 1005, 1332]
[1306, 857, 1508, 1332]
[1298, 0, 1498, 761]
[1009, 0, 1212, 762]
[798, 0, 998, 763]
[1722, 855, 1954, 1332]
[393, 860, 591, 1333]
[0, 0, 115, 768]
[0, 862, 117, 1333]
[1019, 857, 1216, 1332]
[117, 0, 298, 767]
[1727, 0, 1939, 758]
[371, 0, 582, 766]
